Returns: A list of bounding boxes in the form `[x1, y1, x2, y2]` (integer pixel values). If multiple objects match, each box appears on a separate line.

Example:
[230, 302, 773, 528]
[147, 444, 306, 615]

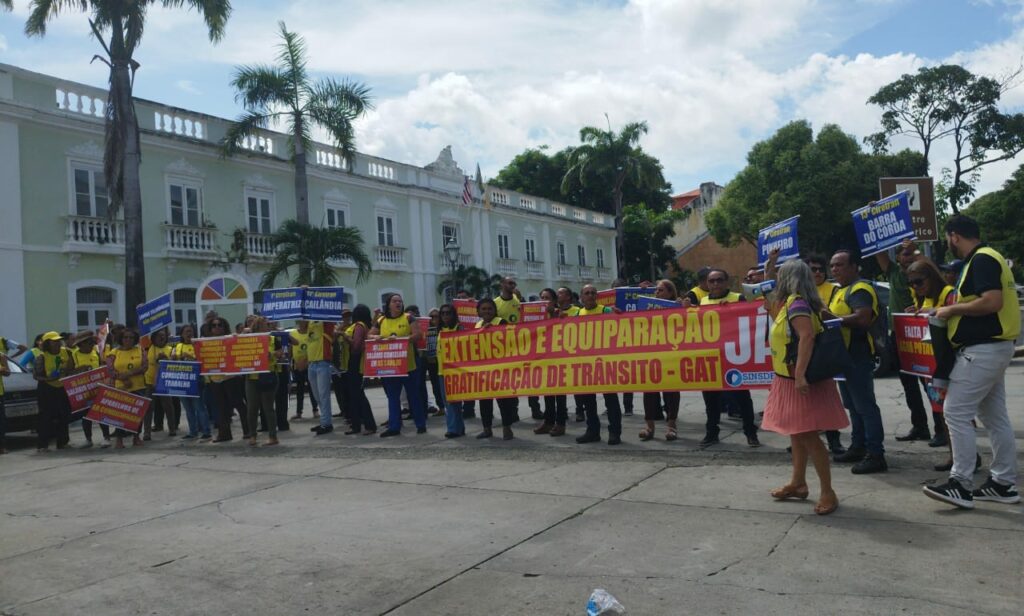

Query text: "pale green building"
[0, 63, 616, 342]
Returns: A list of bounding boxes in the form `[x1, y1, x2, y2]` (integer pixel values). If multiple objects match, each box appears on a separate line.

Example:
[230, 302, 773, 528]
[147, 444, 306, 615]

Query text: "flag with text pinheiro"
[757, 215, 800, 266]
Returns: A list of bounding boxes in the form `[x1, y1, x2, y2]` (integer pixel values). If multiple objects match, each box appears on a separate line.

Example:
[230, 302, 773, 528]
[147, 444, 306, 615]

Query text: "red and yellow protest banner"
[364, 337, 410, 377]
[84, 385, 150, 433]
[893, 313, 936, 378]
[61, 366, 113, 415]
[519, 301, 549, 323]
[415, 317, 431, 351]
[452, 298, 479, 327]
[193, 333, 271, 375]
[439, 302, 773, 401]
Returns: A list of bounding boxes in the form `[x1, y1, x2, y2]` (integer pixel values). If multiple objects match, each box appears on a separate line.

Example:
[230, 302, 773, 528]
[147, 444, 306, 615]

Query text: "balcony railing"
[246, 232, 276, 260]
[65, 215, 125, 252]
[495, 257, 518, 276]
[525, 261, 545, 279]
[164, 224, 218, 257]
[596, 267, 612, 280]
[437, 252, 472, 269]
[556, 263, 575, 279]
[578, 265, 594, 280]
[375, 245, 407, 268]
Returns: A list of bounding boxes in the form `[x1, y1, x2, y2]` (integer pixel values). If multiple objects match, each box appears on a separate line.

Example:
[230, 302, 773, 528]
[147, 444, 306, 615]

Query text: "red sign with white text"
[452, 299, 479, 327]
[364, 337, 410, 377]
[61, 366, 113, 415]
[193, 334, 271, 375]
[893, 313, 936, 378]
[84, 385, 150, 434]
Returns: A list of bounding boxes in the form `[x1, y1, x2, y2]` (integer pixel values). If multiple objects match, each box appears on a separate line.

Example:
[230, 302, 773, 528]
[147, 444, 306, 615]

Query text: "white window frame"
[170, 285, 199, 333]
[497, 232, 511, 260]
[167, 176, 204, 227]
[556, 241, 567, 266]
[68, 279, 123, 331]
[524, 237, 537, 262]
[376, 212, 397, 247]
[441, 221, 460, 250]
[68, 161, 109, 218]
[596, 247, 605, 269]
[245, 188, 275, 235]
[324, 200, 350, 230]
[577, 244, 587, 267]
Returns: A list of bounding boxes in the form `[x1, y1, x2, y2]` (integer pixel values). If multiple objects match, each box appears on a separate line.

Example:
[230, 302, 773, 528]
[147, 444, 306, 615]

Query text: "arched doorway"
[196, 273, 253, 333]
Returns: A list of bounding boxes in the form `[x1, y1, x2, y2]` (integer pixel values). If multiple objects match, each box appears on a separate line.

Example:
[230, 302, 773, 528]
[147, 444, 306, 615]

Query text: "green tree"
[25, 0, 231, 327]
[866, 64, 1024, 212]
[1, 1, 12, 10]
[561, 119, 667, 278]
[436, 265, 501, 300]
[258, 219, 372, 289]
[964, 164, 1024, 278]
[223, 21, 372, 225]
[623, 203, 685, 282]
[706, 121, 926, 255]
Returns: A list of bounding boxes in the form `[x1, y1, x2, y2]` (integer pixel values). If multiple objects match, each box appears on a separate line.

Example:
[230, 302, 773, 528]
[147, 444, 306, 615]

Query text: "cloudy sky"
[2, 0, 1023, 198]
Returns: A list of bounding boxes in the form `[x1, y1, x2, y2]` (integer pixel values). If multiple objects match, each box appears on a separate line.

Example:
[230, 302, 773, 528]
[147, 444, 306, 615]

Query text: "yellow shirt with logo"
[494, 295, 521, 324]
[828, 281, 878, 354]
[145, 344, 172, 386]
[39, 348, 71, 388]
[577, 305, 612, 317]
[700, 292, 742, 306]
[769, 295, 822, 377]
[111, 347, 146, 392]
[380, 315, 416, 371]
[72, 348, 101, 371]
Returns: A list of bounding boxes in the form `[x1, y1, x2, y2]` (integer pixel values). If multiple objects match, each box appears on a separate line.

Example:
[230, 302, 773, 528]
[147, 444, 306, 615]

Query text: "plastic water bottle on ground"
[587, 589, 625, 615]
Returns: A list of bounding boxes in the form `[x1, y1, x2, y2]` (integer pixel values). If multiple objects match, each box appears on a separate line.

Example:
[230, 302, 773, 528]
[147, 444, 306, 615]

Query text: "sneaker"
[607, 434, 622, 445]
[99, 439, 111, 449]
[622, 410, 633, 417]
[290, 414, 303, 421]
[928, 432, 949, 448]
[576, 432, 601, 444]
[972, 478, 1021, 504]
[79, 440, 94, 449]
[181, 434, 197, 440]
[923, 479, 974, 509]
[851, 453, 888, 474]
[746, 434, 761, 448]
[700, 433, 719, 447]
[833, 447, 866, 463]
[313, 425, 334, 435]
[895, 427, 930, 442]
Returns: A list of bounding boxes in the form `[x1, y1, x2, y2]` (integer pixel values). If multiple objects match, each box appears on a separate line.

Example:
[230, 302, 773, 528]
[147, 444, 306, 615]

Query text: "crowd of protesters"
[0, 215, 1018, 514]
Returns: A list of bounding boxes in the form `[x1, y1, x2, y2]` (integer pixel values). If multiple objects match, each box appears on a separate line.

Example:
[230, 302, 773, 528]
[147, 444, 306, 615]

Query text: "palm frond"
[166, 0, 232, 42]
[1, 0, 15, 11]
[307, 78, 373, 117]
[263, 220, 372, 288]
[220, 110, 275, 156]
[230, 65, 292, 110]
[276, 21, 308, 99]
[124, 3, 147, 55]
[24, 0, 88, 37]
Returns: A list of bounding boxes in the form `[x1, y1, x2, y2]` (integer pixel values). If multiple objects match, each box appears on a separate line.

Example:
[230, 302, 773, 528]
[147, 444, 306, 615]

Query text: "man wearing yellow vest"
[828, 249, 887, 474]
[923, 215, 1020, 509]
[683, 266, 712, 306]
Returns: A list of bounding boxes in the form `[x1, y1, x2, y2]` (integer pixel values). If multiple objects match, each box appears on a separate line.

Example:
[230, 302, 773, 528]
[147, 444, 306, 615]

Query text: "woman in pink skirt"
[762, 259, 849, 515]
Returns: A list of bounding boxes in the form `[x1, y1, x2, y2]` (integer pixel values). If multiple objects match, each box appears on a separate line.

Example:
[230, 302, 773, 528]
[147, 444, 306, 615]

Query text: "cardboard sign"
[364, 337, 410, 377]
[452, 298, 479, 327]
[136, 293, 173, 336]
[879, 177, 937, 242]
[256, 286, 346, 321]
[84, 385, 151, 434]
[193, 333, 271, 375]
[757, 215, 800, 266]
[60, 366, 112, 415]
[153, 360, 201, 397]
[852, 191, 916, 257]
[892, 313, 936, 378]
[596, 287, 657, 312]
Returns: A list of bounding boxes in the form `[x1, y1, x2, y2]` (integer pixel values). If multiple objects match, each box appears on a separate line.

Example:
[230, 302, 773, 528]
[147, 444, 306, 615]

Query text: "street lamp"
[444, 238, 461, 299]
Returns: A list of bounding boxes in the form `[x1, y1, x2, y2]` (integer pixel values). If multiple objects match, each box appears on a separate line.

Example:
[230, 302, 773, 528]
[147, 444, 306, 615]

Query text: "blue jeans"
[383, 373, 425, 432]
[307, 361, 334, 428]
[441, 379, 465, 435]
[838, 357, 885, 455]
[181, 386, 211, 437]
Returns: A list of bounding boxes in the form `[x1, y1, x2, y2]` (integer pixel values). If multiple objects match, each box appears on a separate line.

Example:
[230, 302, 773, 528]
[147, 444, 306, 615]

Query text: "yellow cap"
[41, 331, 63, 343]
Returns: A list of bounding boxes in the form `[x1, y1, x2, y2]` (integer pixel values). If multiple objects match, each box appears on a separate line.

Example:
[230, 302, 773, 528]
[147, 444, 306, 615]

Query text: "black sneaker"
[416, 427, 427, 434]
[972, 478, 1021, 504]
[928, 432, 949, 448]
[851, 453, 888, 474]
[576, 432, 601, 444]
[700, 433, 719, 447]
[833, 447, 866, 463]
[895, 427, 930, 442]
[746, 434, 761, 448]
[923, 479, 974, 509]
[313, 425, 334, 435]
[622, 410, 633, 417]
[607, 434, 622, 446]
[379, 429, 401, 438]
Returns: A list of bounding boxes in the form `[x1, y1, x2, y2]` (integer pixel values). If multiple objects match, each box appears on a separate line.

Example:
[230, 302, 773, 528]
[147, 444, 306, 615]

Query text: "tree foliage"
[866, 64, 1024, 212]
[706, 121, 926, 256]
[436, 265, 502, 300]
[258, 219, 372, 289]
[964, 163, 1024, 278]
[623, 203, 686, 282]
[223, 21, 372, 224]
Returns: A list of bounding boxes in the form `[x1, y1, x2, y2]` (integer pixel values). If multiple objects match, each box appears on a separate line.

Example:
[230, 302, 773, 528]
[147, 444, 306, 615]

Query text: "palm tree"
[436, 265, 501, 300]
[1, 1, 13, 11]
[561, 118, 665, 280]
[258, 219, 372, 289]
[25, 1, 231, 328]
[223, 21, 372, 225]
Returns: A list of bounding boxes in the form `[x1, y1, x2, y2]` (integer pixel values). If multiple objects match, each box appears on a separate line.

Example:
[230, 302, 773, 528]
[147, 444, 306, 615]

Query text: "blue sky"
[2, 0, 1023, 199]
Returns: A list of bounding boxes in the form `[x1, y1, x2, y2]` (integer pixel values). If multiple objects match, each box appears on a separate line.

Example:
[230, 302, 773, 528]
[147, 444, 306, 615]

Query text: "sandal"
[814, 492, 839, 515]
[664, 428, 678, 441]
[263, 438, 279, 447]
[638, 428, 655, 441]
[770, 484, 810, 500]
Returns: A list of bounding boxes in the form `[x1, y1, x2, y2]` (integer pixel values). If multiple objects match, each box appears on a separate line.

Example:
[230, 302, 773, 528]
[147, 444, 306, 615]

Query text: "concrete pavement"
[2, 363, 1023, 615]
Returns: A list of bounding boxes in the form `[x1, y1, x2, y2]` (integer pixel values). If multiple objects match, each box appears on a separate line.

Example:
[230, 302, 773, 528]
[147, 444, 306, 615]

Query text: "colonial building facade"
[0, 63, 616, 341]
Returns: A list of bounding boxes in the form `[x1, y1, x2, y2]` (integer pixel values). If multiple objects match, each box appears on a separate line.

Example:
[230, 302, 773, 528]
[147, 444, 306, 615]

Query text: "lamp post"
[444, 238, 461, 300]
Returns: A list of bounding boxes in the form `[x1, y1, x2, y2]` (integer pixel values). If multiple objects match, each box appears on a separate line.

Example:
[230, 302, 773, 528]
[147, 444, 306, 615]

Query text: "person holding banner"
[575, 285, 623, 445]
[143, 328, 177, 439]
[306, 317, 338, 436]
[288, 321, 319, 421]
[68, 331, 110, 449]
[763, 260, 848, 515]
[923, 215, 1021, 509]
[106, 328, 148, 449]
[33, 332, 74, 451]
[554, 287, 584, 425]
[637, 279, 682, 442]
[699, 270, 761, 447]
[472, 298, 520, 440]
[172, 325, 211, 441]
[533, 288, 568, 435]
[805, 253, 845, 455]
[827, 250, 888, 474]
[206, 317, 247, 443]
[494, 278, 522, 423]
[425, 308, 447, 418]
[437, 304, 466, 438]
[683, 267, 712, 306]
[244, 317, 281, 447]
[339, 305, 377, 436]
[371, 293, 426, 437]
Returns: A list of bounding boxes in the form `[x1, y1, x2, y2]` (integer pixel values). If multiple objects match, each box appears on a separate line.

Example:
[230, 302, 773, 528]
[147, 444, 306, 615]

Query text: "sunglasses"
[908, 278, 926, 287]
[809, 266, 825, 273]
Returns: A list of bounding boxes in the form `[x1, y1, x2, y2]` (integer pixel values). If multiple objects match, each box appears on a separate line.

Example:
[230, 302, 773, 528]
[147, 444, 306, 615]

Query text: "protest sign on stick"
[61, 366, 112, 416]
[364, 338, 410, 377]
[757, 216, 800, 266]
[852, 191, 916, 257]
[84, 385, 150, 433]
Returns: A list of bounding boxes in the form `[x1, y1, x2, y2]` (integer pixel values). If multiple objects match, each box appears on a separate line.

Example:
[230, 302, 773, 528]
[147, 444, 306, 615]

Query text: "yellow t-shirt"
[494, 295, 521, 324]
[40, 348, 71, 388]
[174, 342, 196, 360]
[577, 305, 611, 317]
[380, 315, 416, 370]
[305, 322, 333, 363]
[72, 348, 101, 371]
[112, 347, 145, 392]
[145, 344, 172, 386]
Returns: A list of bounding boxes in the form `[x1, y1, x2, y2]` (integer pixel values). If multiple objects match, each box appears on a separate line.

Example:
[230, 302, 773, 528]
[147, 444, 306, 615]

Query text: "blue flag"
[137, 293, 173, 336]
[256, 287, 305, 320]
[301, 286, 346, 321]
[153, 361, 201, 397]
[636, 296, 681, 310]
[256, 286, 345, 321]
[852, 191, 916, 257]
[757, 215, 800, 266]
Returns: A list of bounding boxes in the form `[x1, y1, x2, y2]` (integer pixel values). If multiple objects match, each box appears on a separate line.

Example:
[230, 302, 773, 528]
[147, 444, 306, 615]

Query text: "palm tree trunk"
[614, 189, 626, 280]
[293, 117, 309, 225]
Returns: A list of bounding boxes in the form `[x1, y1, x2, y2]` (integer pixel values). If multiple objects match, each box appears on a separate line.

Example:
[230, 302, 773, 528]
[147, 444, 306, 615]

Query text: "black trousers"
[543, 395, 568, 426]
[332, 372, 348, 419]
[345, 371, 377, 432]
[210, 379, 246, 439]
[479, 398, 519, 429]
[644, 391, 679, 420]
[275, 367, 291, 430]
[703, 391, 758, 438]
[579, 393, 622, 436]
[37, 384, 71, 448]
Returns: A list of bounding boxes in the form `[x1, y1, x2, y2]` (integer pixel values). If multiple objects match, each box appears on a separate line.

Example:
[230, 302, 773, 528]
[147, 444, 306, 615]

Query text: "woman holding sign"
[340, 305, 377, 435]
[144, 328, 176, 439]
[762, 260, 848, 515]
[473, 298, 519, 440]
[106, 328, 148, 449]
[436, 304, 466, 438]
[172, 325, 212, 441]
[70, 331, 111, 449]
[639, 279, 682, 442]
[371, 293, 426, 437]
[245, 317, 282, 447]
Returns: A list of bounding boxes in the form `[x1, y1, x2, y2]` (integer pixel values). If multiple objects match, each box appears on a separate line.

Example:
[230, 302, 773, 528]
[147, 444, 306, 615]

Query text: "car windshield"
[4, 360, 26, 374]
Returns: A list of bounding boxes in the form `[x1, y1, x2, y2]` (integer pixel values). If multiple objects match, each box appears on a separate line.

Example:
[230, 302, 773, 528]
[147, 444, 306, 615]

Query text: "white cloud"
[175, 80, 202, 95]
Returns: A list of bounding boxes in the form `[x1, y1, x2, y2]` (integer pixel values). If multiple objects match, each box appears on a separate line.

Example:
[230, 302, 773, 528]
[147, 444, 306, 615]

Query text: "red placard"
[84, 385, 151, 434]
[193, 333, 271, 375]
[415, 317, 431, 350]
[519, 301, 549, 323]
[364, 337, 410, 377]
[61, 366, 113, 415]
[452, 299, 479, 327]
[893, 313, 936, 378]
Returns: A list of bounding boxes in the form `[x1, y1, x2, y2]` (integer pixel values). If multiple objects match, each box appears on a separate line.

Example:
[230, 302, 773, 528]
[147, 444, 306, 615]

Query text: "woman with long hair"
[106, 328, 148, 449]
[370, 293, 425, 437]
[436, 303, 465, 438]
[206, 316, 246, 443]
[172, 324, 212, 441]
[143, 328, 177, 439]
[639, 279, 682, 441]
[761, 260, 849, 515]
[533, 288, 569, 436]
[341, 304, 377, 435]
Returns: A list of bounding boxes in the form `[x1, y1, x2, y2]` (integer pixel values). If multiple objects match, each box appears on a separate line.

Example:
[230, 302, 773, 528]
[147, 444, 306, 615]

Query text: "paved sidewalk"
[2, 363, 1023, 615]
